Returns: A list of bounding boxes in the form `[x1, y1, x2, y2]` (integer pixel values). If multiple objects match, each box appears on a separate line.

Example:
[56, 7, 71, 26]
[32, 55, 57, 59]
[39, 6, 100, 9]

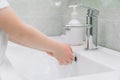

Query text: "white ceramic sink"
[58, 47, 119, 80]
[2, 36, 120, 80]
[3, 42, 118, 80]
[58, 52, 112, 79]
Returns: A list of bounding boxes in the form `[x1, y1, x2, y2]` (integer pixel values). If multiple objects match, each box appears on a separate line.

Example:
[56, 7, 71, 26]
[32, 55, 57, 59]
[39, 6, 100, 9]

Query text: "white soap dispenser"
[63, 5, 84, 46]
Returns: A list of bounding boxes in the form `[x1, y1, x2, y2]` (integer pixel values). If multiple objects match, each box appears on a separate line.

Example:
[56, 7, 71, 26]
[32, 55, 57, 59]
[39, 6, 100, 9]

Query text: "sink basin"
[58, 52, 112, 79]
[4, 42, 117, 80]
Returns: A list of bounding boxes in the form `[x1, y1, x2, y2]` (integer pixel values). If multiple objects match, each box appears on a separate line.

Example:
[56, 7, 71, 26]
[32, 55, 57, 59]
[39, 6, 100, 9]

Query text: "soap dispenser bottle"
[64, 5, 84, 46]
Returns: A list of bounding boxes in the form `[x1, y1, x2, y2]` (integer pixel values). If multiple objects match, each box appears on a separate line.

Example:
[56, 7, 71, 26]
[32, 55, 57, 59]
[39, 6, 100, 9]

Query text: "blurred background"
[7, 0, 120, 51]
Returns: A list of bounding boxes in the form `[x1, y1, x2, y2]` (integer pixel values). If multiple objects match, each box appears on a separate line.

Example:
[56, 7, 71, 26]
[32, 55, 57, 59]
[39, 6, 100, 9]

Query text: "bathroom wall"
[7, 0, 69, 36]
[98, 0, 120, 52]
[99, 0, 120, 51]
[69, 0, 120, 52]
[7, 0, 120, 51]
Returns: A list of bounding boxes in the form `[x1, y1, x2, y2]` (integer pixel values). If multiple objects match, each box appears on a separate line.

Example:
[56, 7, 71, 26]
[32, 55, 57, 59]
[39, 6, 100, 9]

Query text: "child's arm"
[0, 7, 74, 65]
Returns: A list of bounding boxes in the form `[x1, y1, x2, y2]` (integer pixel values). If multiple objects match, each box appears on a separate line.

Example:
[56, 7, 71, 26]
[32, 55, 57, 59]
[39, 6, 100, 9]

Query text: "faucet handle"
[87, 9, 99, 17]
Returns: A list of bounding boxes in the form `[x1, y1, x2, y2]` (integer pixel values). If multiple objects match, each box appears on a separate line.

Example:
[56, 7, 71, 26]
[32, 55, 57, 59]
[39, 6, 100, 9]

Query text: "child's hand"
[48, 43, 74, 65]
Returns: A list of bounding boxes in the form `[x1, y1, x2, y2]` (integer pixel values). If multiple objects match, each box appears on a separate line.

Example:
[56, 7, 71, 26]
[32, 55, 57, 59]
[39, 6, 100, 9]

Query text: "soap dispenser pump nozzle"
[68, 5, 78, 19]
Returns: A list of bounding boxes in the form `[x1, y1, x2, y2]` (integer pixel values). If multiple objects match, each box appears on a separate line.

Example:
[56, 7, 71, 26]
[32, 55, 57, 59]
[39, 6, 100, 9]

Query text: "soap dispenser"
[64, 5, 84, 46]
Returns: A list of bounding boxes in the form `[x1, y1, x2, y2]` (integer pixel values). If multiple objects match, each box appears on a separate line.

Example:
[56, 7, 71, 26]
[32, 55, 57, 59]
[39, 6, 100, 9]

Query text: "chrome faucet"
[65, 4, 99, 49]
[80, 5, 99, 49]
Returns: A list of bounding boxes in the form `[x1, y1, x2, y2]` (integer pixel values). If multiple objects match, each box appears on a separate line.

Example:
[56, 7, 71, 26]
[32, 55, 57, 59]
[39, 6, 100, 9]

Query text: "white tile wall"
[98, 7, 120, 51]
